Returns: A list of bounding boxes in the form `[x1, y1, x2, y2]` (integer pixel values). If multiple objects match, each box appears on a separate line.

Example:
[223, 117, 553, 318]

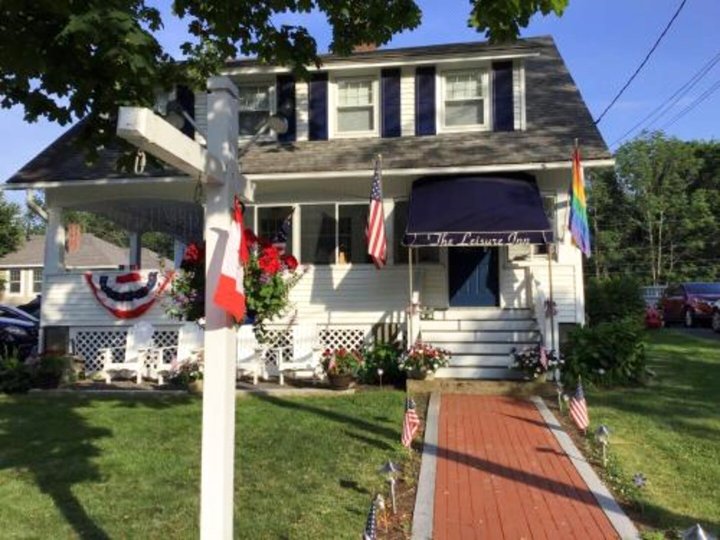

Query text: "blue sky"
[2, 0, 719, 204]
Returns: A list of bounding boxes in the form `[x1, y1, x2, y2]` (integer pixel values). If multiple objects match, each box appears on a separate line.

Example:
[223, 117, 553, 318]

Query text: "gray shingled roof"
[0, 234, 169, 268]
[4, 36, 609, 185]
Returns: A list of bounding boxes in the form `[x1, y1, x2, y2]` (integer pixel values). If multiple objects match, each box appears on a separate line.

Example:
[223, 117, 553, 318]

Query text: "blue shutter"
[492, 61, 514, 132]
[175, 85, 195, 139]
[276, 74, 296, 142]
[309, 73, 328, 140]
[381, 68, 401, 138]
[415, 66, 436, 136]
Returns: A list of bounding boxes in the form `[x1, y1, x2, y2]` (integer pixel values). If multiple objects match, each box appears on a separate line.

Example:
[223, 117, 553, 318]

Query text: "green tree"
[0, 193, 23, 258]
[0, 1, 568, 154]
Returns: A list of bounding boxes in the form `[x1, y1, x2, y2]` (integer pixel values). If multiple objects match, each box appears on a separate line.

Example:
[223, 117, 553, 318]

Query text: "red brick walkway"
[433, 395, 619, 540]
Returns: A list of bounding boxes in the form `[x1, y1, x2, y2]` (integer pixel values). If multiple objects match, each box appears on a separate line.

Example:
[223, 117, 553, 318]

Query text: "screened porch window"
[393, 201, 439, 264]
[441, 69, 488, 129]
[301, 205, 336, 264]
[336, 78, 376, 134]
[8, 269, 21, 294]
[338, 204, 372, 264]
[238, 83, 273, 137]
[258, 206, 294, 255]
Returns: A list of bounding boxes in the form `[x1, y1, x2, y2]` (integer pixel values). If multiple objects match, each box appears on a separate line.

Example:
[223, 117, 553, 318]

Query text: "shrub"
[562, 317, 646, 386]
[27, 354, 75, 389]
[358, 341, 404, 385]
[0, 354, 32, 393]
[321, 348, 364, 377]
[511, 345, 564, 379]
[586, 276, 645, 326]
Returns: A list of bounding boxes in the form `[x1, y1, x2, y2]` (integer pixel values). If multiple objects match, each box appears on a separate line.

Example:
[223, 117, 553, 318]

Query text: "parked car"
[713, 300, 720, 333]
[0, 304, 39, 360]
[660, 282, 720, 328]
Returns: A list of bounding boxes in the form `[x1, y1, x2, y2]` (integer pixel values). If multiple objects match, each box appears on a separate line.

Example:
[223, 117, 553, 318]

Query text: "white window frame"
[32, 268, 43, 294]
[330, 73, 380, 139]
[7, 268, 23, 295]
[236, 80, 276, 140]
[437, 66, 491, 133]
[505, 193, 558, 264]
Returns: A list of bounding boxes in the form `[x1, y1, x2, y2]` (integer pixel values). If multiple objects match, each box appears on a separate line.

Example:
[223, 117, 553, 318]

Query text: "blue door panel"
[448, 248, 499, 307]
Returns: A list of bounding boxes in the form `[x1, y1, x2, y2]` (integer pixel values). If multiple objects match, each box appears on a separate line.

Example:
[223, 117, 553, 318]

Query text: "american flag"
[362, 497, 378, 540]
[402, 397, 421, 448]
[272, 209, 294, 255]
[569, 379, 590, 432]
[366, 157, 387, 268]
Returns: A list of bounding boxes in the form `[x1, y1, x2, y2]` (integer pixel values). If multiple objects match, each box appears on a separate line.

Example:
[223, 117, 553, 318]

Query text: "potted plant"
[321, 348, 363, 389]
[168, 355, 204, 393]
[399, 342, 451, 380]
[510, 345, 563, 381]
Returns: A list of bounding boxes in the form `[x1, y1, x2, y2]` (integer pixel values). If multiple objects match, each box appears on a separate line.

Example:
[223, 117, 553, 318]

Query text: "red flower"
[258, 253, 281, 275]
[261, 245, 280, 260]
[282, 254, 298, 271]
[243, 229, 258, 246]
[183, 243, 204, 264]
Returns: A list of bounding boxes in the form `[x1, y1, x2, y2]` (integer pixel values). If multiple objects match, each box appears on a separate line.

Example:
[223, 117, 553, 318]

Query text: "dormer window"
[439, 68, 489, 132]
[237, 83, 274, 137]
[333, 76, 379, 136]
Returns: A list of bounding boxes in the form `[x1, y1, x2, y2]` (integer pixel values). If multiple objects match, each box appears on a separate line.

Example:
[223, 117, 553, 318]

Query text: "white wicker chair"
[98, 321, 155, 384]
[152, 322, 204, 385]
[236, 325, 265, 385]
[277, 322, 323, 386]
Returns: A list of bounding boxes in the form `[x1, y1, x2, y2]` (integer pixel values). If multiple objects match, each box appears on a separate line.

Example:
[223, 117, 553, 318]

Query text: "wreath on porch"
[164, 231, 302, 330]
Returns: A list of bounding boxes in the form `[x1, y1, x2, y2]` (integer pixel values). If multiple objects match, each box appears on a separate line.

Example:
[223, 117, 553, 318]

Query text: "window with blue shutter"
[381, 68, 401, 138]
[276, 74, 296, 142]
[492, 61, 514, 132]
[415, 66, 436, 136]
[308, 73, 328, 140]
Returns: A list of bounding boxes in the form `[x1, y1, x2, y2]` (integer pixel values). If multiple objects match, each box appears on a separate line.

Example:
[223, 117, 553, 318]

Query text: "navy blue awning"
[402, 176, 554, 247]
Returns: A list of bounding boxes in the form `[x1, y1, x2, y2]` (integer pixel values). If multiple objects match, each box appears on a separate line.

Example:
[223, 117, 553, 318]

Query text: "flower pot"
[328, 373, 355, 390]
[408, 369, 435, 381]
[188, 379, 203, 394]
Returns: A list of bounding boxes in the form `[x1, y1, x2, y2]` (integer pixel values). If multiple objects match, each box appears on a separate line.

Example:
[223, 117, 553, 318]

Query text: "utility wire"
[660, 77, 720, 129]
[594, 0, 689, 125]
[610, 50, 720, 147]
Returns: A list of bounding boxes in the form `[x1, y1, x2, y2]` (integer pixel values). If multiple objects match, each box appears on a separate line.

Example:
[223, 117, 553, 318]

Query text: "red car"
[661, 282, 720, 328]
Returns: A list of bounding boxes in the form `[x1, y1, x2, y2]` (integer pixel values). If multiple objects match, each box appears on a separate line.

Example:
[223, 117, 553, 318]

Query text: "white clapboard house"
[3, 36, 611, 379]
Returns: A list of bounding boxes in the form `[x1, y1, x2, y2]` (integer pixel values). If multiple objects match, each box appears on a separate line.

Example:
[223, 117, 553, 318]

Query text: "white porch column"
[44, 206, 65, 274]
[129, 232, 142, 268]
[200, 76, 239, 540]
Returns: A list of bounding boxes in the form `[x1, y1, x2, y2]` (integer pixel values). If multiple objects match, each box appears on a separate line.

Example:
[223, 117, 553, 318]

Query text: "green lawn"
[0, 390, 409, 539]
[587, 330, 720, 537]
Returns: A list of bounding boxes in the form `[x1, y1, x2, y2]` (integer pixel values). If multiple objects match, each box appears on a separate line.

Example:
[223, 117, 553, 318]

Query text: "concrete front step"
[432, 308, 533, 321]
[448, 354, 514, 367]
[434, 366, 523, 379]
[422, 319, 538, 332]
[441, 342, 529, 355]
[423, 329, 540, 343]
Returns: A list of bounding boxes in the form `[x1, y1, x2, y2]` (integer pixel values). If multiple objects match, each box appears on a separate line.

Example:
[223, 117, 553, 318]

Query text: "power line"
[594, 0, 689, 125]
[660, 77, 720, 130]
[609, 50, 720, 147]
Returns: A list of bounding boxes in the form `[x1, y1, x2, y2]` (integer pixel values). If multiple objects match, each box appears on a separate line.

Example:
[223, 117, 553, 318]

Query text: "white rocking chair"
[152, 322, 204, 385]
[277, 322, 323, 386]
[98, 321, 155, 384]
[236, 325, 265, 385]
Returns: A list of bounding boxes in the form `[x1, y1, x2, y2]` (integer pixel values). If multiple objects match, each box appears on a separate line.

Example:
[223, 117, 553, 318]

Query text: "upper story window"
[334, 76, 378, 137]
[237, 83, 274, 137]
[8, 269, 21, 294]
[439, 68, 489, 132]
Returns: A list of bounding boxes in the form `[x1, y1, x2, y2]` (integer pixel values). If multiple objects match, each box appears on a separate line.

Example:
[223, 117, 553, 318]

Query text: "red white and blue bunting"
[85, 271, 174, 319]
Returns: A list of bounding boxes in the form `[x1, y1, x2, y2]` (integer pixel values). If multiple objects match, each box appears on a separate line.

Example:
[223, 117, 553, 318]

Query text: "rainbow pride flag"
[569, 147, 591, 257]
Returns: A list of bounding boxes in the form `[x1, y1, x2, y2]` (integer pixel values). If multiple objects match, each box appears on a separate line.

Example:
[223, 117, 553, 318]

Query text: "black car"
[0, 304, 39, 360]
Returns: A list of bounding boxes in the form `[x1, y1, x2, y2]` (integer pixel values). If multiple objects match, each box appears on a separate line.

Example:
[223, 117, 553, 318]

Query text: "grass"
[585, 330, 720, 537]
[0, 390, 410, 539]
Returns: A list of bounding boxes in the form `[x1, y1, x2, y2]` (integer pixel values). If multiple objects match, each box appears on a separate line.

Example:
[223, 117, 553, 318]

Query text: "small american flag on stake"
[272, 208, 294, 256]
[402, 397, 421, 448]
[569, 378, 590, 433]
[366, 156, 387, 268]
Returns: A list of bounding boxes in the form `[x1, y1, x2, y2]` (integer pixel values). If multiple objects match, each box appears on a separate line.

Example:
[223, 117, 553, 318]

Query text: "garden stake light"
[377, 367, 384, 390]
[681, 523, 716, 540]
[594, 424, 610, 466]
[379, 461, 402, 514]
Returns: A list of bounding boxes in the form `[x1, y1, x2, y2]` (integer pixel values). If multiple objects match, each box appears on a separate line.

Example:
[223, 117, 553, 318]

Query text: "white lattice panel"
[70, 327, 179, 374]
[318, 328, 369, 353]
[257, 327, 293, 368]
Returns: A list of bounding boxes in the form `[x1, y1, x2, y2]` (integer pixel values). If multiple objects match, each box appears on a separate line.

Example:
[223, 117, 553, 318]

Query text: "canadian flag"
[213, 198, 249, 322]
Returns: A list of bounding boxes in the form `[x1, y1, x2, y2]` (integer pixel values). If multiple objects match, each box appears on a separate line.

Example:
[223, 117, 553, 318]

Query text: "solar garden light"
[379, 460, 402, 514]
[556, 381, 564, 412]
[594, 425, 610, 466]
[377, 367, 384, 389]
[682, 523, 715, 540]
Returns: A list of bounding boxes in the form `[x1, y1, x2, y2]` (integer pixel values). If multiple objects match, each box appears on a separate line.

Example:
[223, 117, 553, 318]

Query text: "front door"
[448, 247, 499, 307]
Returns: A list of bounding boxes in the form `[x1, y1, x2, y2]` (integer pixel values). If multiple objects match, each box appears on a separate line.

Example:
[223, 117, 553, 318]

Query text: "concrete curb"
[411, 391, 440, 540]
[532, 396, 640, 540]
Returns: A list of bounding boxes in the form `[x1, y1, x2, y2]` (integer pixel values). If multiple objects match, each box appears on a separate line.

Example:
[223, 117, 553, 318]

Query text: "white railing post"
[200, 76, 239, 540]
